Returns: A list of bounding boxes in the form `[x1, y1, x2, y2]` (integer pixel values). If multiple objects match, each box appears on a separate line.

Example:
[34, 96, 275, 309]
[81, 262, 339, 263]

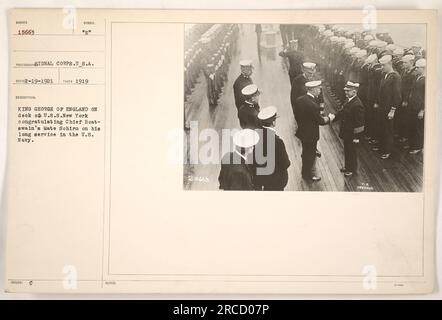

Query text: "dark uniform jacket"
[254, 127, 291, 190]
[233, 74, 253, 110]
[290, 73, 324, 114]
[358, 63, 370, 107]
[367, 63, 383, 108]
[334, 96, 365, 140]
[218, 151, 255, 191]
[401, 68, 417, 105]
[238, 102, 261, 129]
[375, 70, 402, 114]
[408, 75, 425, 112]
[294, 94, 329, 143]
[279, 49, 304, 78]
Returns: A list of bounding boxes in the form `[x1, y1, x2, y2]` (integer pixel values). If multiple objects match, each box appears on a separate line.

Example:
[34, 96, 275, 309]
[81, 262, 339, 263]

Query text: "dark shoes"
[340, 167, 353, 176]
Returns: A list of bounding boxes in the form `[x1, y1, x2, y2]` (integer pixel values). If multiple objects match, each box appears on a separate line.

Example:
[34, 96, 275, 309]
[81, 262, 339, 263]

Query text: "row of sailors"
[184, 24, 238, 102]
[308, 28, 426, 157]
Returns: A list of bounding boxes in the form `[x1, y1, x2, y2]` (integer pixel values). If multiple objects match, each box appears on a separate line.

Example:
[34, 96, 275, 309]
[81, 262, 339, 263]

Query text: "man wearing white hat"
[279, 39, 305, 86]
[374, 54, 402, 159]
[411, 42, 424, 58]
[218, 129, 260, 190]
[254, 106, 291, 190]
[329, 81, 365, 176]
[294, 80, 332, 181]
[233, 59, 254, 110]
[238, 84, 261, 129]
[407, 58, 426, 154]
[290, 62, 317, 109]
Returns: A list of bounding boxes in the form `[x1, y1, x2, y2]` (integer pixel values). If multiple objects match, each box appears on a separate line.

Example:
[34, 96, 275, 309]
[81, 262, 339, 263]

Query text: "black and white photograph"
[183, 23, 426, 192]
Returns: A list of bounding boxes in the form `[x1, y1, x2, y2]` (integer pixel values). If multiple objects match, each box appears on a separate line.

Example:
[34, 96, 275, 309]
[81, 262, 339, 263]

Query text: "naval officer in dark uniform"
[218, 129, 260, 191]
[237, 84, 261, 129]
[254, 106, 291, 191]
[374, 55, 402, 159]
[408, 58, 426, 154]
[290, 62, 317, 113]
[294, 80, 332, 181]
[329, 81, 365, 176]
[291, 62, 325, 158]
[279, 39, 304, 86]
[233, 59, 254, 110]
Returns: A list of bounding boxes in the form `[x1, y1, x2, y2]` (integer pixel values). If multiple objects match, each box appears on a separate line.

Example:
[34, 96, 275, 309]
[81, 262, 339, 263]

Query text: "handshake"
[328, 113, 336, 122]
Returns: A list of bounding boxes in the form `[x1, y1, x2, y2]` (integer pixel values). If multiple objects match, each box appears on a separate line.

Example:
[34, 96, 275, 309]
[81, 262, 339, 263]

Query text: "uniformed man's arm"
[279, 49, 288, 57]
[352, 103, 365, 138]
[417, 79, 426, 112]
[276, 138, 291, 170]
[313, 108, 330, 125]
[391, 74, 402, 109]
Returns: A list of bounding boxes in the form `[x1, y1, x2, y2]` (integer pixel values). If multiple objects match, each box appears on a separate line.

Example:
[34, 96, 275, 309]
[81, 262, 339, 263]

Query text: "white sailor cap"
[386, 44, 397, 51]
[239, 59, 253, 67]
[289, 39, 298, 44]
[344, 81, 360, 90]
[305, 80, 322, 88]
[364, 34, 374, 41]
[200, 37, 210, 44]
[233, 129, 260, 149]
[379, 54, 393, 64]
[401, 54, 415, 62]
[324, 30, 334, 37]
[365, 54, 378, 64]
[369, 40, 378, 47]
[330, 36, 339, 42]
[344, 42, 355, 49]
[350, 47, 360, 55]
[345, 38, 354, 44]
[258, 106, 278, 122]
[338, 36, 347, 43]
[415, 58, 426, 68]
[393, 48, 404, 56]
[302, 62, 316, 71]
[412, 42, 422, 48]
[376, 41, 388, 48]
[241, 84, 259, 96]
[332, 25, 339, 31]
[356, 49, 368, 58]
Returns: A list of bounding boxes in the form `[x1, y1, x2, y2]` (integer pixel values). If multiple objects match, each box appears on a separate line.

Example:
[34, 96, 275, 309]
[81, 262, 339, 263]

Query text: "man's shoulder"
[293, 73, 305, 81]
[296, 95, 314, 108]
[238, 103, 253, 113]
[350, 96, 364, 108]
[233, 74, 249, 86]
